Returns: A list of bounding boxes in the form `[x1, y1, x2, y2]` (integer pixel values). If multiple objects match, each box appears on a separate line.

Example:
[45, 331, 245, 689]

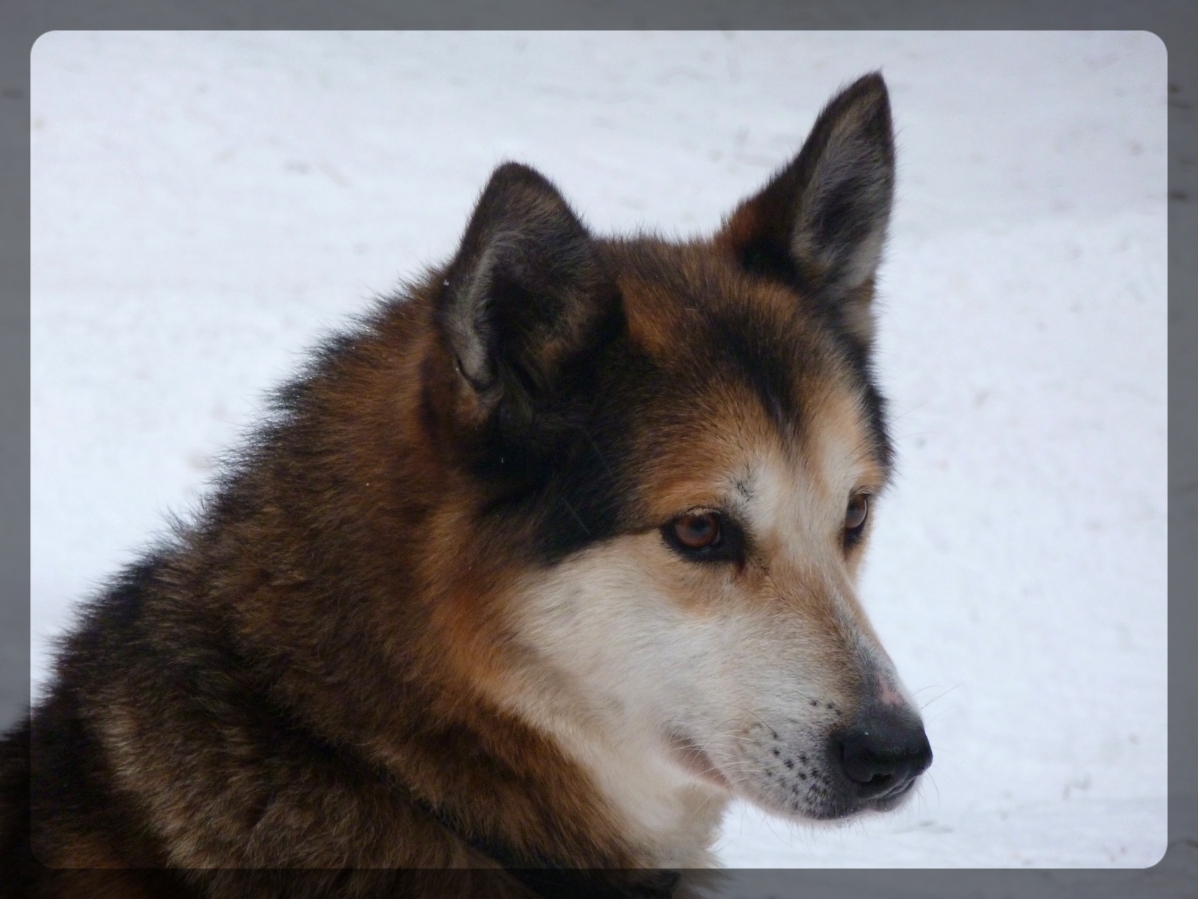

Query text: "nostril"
[835, 713, 932, 799]
[839, 732, 897, 787]
[859, 771, 893, 794]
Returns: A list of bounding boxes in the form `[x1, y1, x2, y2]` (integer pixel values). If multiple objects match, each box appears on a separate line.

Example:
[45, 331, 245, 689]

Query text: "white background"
[30, 31, 1166, 868]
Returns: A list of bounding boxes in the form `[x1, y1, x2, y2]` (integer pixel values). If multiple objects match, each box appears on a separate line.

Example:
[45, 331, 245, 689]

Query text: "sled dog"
[2, 73, 930, 898]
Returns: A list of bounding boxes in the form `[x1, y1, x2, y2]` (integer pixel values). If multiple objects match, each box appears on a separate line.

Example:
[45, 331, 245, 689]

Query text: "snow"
[29, 31, 1166, 869]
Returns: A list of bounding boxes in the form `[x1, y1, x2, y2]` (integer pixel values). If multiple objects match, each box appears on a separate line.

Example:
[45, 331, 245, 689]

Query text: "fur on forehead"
[620, 365, 890, 524]
[598, 238, 892, 486]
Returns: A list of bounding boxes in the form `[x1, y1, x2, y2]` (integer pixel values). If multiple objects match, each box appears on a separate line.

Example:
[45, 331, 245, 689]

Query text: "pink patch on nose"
[877, 676, 905, 707]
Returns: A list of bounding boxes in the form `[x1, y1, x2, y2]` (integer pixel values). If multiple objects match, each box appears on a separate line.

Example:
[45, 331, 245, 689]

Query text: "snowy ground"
[29, 32, 1166, 868]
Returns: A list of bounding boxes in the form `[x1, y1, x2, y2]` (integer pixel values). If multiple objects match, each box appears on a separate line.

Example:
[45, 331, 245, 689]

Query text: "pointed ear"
[433, 162, 621, 438]
[716, 72, 895, 345]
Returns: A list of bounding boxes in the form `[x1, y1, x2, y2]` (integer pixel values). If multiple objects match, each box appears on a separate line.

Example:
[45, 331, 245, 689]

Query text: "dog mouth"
[865, 775, 919, 809]
[666, 732, 732, 790]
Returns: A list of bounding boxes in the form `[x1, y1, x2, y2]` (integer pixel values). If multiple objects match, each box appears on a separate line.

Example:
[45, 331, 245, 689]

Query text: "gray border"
[2, 1, 1193, 895]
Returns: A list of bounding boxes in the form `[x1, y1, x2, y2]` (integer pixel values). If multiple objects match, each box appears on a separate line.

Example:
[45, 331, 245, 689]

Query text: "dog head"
[423, 73, 930, 824]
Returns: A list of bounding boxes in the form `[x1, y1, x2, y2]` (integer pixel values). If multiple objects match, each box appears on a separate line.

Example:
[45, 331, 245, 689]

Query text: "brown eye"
[661, 510, 745, 563]
[844, 493, 870, 544]
[673, 512, 722, 550]
[845, 494, 869, 529]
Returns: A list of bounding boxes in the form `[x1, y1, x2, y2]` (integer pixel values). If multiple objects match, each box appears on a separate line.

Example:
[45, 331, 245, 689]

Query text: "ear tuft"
[717, 73, 895, 345]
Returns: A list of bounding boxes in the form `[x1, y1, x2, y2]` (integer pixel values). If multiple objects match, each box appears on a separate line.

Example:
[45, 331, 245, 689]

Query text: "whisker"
[918, 683, 963, 712]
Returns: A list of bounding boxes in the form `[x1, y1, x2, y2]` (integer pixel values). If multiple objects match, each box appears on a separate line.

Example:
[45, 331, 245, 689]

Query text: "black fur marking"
[705, 310, 798, 431]
[738, 235, 814, 296]
[519, 346, 658, 562]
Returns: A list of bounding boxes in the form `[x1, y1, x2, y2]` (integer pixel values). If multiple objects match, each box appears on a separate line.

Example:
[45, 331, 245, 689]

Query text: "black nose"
[835, 708, 932, 799]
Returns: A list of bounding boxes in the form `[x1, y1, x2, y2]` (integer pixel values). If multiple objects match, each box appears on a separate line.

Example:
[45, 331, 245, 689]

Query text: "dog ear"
[716, 72, 894, 346]
[433, 162, 621, 443]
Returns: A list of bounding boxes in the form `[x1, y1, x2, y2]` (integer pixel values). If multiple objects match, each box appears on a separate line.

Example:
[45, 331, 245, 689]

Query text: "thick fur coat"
[2, 73, 930, 899]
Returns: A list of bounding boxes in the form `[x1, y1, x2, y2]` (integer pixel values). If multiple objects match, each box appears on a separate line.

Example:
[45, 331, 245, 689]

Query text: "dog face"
[424, 73, 929, 827]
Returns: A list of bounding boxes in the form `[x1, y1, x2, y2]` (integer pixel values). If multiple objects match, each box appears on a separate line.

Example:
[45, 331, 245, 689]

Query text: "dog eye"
[846, 494, 869, 529]
[843, 493, 870, 547]
[673, 512, 722, 549]
[662, 510, 745, 563]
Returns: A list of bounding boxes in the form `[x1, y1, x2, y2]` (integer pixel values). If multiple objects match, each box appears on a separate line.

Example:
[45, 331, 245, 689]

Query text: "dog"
[2, 72, 930, 898]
